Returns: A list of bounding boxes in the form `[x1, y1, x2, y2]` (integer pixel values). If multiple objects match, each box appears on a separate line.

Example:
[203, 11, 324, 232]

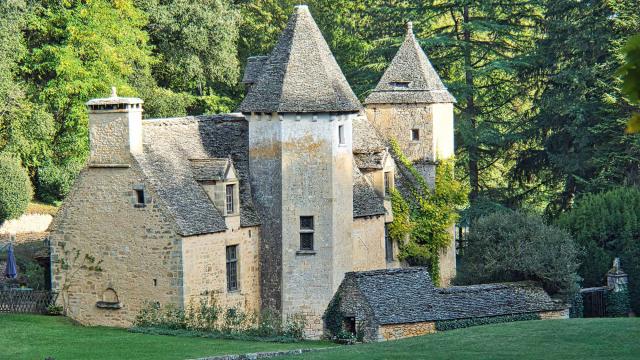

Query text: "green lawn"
[2, 315, 639, 360]
[284, 318, 640, 360]
[0, 314, 331, 360]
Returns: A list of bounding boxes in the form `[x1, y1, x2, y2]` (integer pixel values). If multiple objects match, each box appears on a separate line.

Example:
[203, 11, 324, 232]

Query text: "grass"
[26, 201, 59, 216]
[3, 315, 639, 360]
[0, 314, 332, 360]
[282, 318, 640, 360]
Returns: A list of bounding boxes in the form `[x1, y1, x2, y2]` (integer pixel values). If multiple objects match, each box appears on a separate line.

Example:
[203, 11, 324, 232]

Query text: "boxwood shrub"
[435, 313, 540, 331]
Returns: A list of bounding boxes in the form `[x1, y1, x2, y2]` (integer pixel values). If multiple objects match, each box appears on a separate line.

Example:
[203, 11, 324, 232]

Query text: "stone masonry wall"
[88, 109, 141, 166]
[352, 216, 388, 272]
[49, 163, 183, 327]
[182, 217, 261, 313]
[378, 321, 436, 341]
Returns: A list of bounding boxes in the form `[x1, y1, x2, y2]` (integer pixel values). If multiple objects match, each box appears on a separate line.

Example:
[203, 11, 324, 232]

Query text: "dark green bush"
[435, 313, 540, 331]
[35, 161, 82, 204]
[606, 289, 631, 317]
[557, 187, 640, 313]
[456, 211, 580, 299]
[0, 153, 33, 222]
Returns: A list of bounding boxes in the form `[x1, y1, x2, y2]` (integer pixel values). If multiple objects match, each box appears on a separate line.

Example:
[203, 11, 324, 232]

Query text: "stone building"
[328, 268, 569, 342]
[49, 5, 456, 337]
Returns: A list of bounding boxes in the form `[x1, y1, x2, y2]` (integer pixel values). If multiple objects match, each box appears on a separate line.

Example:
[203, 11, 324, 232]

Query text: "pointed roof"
[238, 5, 361, 113]
[364, 22, 455, 105]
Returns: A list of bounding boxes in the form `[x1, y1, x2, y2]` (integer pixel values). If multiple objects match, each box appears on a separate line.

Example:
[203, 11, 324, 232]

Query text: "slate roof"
[364, 22, 455, 105]
[189, 158, 232, 182]
[241, 56, 269, 85]
[237, 5, 361, 113]
[343, 268, 565, 325]
[353, 163, 386, 218]
[135, 115, 260, 236]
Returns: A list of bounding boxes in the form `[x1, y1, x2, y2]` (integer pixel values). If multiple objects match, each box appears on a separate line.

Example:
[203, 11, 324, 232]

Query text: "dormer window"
[384, 171, 394, 196]
[390, 81, 410, 89]
[226, 184, 236, 214]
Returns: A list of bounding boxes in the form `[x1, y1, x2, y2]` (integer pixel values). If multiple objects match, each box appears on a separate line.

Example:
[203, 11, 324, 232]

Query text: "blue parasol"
[5, 243, 17, 279]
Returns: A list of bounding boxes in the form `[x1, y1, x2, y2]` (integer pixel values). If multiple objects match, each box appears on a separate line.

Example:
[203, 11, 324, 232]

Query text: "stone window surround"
[297, 216, 316, 255]
[132, 184, 147, 208]
[411, 128, 420, 141]
[226, 244, 239, 292]
[338, 124, 346, 145]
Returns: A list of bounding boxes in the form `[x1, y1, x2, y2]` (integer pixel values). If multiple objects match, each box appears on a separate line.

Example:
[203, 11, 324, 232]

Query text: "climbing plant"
[388, 139, 468, 285]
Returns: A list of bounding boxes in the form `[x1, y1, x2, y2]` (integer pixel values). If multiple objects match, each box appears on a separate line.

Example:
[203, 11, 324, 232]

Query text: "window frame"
[134, 189, 145, 208]
[385, 225, 394, 262]
[299, 216, 315, 251]
[411, 128, 420, 141]
[226, 184, 235, 215]
[226, 245, 239, 292]
[338, 125, 345, 145]
[384, 171, 394, 196]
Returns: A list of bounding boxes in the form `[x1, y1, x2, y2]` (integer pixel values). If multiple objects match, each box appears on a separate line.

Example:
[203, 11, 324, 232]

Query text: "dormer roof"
[189, 158, 237, 182]
[364, 22, 455, 105]
[237, 5, 361, 114]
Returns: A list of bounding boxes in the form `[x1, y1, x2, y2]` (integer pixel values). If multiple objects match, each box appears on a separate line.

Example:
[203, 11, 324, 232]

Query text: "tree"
[557, 187, 640, 313]
[0, 154, 33, 222]
[457, 211, 580, 299]
[621, 34, 640, 132]
[21, 0, 156, 201]
[515, 0, 640, 216]
[138, 0, 240, 95]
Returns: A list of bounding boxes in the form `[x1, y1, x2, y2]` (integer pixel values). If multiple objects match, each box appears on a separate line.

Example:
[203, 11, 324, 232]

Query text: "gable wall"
[49, 163, 183, 327]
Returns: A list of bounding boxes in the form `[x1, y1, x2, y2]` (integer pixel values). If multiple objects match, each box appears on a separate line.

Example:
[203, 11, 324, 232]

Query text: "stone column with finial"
[607, 257, 629, 292]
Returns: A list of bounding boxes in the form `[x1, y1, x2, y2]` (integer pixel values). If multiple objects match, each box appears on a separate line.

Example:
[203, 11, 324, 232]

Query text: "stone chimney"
[86, 87, 144, 167]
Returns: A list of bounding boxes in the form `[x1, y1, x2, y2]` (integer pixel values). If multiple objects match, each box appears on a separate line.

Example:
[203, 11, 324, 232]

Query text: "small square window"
[411, 129, 420, 141]
[300, 216, 314, 250]
[134, 189, 145, 207]
[338, 125, 345, 145]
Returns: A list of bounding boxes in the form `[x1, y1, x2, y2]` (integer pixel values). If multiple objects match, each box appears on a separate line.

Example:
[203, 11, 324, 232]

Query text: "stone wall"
[49, 162, 183, 327]
[378, 321, 436, 341]
[88, 108, 142, 166]
[539, 309, 570, 320]
[182, 218, 261, 313]
[352, 216, 397, 271]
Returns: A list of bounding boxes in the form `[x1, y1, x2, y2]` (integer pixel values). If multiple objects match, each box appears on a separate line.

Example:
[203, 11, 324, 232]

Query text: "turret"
[238, 5, 361, 338]
[86, 88, 144, 167]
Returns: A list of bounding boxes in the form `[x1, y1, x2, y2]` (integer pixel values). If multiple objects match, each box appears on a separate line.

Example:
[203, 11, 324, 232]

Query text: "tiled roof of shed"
[238, 5, 361, 113]
[135, 115, 260, 236]
[364, 22, 455, 105]
[344, 268, 565, 325]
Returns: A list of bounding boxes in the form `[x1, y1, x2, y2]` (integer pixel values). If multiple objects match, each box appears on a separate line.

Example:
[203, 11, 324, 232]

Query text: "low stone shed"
[326, 268, 569, 342]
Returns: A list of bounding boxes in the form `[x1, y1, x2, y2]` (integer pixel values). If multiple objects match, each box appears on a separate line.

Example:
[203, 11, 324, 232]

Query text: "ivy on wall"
[388, 139, 468, 286]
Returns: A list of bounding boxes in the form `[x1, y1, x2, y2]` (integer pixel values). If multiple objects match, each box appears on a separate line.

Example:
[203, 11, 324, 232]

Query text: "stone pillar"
[607, 257, 629, 292]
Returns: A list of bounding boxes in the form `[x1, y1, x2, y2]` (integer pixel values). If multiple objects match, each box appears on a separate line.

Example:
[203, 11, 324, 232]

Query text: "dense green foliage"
[435, 313, 540, 331]
[457, 211, 580, 298]
[0, 154, 33, 222]
[621, 35, 640, 132]
[0, 315, 332, 360]
[134, 298, 306, 341]
[557, 187, 640, 313]
[606, 289, 631, 317]
[388, 139, 467, 285]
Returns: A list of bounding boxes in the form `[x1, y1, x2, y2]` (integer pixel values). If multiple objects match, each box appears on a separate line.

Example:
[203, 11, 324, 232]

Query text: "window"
[390, 81, 410, 89]
[411, 129, 420, 141]
[134, 189, 145, 207]
[384, 171, 394, 196]
[338, 125, 345, 145]
[226, 245, 238, 291]
[385, 225, 393, 261]
[300, 216, 314, 251]
[226, 184, 235, 214]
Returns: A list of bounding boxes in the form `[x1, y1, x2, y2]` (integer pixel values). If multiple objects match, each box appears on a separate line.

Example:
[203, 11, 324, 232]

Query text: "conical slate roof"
[238, 5, 361, 113]
[364, 22, 455, 105]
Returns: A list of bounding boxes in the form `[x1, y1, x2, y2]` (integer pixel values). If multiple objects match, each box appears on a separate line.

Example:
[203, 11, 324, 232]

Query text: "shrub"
[36, 160, 82, 204]
[605, 289, 631, 317]
[557, 187, 640, 313]
[0, 153, 33, 222]
[456, 211, 580, 299]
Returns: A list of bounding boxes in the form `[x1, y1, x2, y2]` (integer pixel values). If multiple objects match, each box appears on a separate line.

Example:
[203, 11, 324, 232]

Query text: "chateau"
[49, 5, 457, 337]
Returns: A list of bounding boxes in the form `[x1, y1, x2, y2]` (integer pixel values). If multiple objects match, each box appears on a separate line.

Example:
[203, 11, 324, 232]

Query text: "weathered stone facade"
[378, 322, 436, 341]
[49, 164, 183, 327]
